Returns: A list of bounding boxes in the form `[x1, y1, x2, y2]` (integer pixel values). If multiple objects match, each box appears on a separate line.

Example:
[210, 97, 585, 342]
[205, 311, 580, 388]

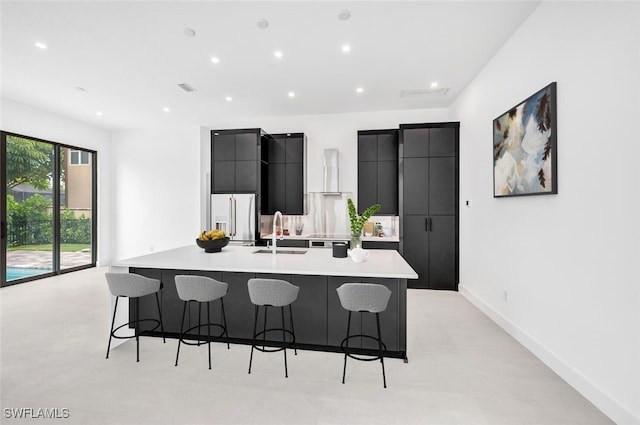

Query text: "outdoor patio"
[7, 250, 92, 269]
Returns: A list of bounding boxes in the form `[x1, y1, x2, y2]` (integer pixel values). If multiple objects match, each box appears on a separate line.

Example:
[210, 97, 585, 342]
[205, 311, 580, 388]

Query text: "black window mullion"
[52, 144, 61, 273]
[1, 132, 7, 287]
[91, 151, 98, 265]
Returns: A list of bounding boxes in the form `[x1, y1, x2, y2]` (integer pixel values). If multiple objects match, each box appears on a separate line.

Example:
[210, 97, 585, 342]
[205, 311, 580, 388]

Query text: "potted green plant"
[347, 198, 380, 249]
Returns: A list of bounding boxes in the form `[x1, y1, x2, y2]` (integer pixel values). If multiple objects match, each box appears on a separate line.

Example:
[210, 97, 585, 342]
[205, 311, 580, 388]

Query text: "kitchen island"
[110, 245, 417, 359]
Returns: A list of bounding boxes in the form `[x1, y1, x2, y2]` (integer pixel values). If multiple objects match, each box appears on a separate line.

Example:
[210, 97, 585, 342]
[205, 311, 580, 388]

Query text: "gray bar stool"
[336, 282, 392, 388]
[247, 278, 299, 377]
[105, 272, 166, 362]
[174, 275, 230, 370]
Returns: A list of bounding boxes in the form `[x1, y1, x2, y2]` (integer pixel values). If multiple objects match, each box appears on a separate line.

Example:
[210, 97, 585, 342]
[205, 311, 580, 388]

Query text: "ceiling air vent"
[178, 83, 196, 92]
[400, 88, 449, 98]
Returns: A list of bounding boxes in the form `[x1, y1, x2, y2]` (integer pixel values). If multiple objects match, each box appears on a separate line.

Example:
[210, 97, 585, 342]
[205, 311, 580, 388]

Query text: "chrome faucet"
[272, 211, 284, 253]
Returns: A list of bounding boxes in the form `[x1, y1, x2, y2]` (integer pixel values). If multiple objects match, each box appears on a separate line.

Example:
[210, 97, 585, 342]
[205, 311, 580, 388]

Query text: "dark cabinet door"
[402, 127, 429, 158]
[268, 137, 286, 164]
[285, 137, 304, 163]
[428, 216, 456, 290]
[290, 275, 327, 345]
[358, 161, 378, 212]
[403, 157, 429, 215]
[357, 130, 398, 215]
[211, 130, 261, 193]
[235, 160, 258, 192]
[263, 133, 306, 214]
[377, 161, 397, 215]
[212, 133, 235, 161]
[212, 161, 235, 193]
[360, 278, 399, 352]
[429, 157, 456, 215]
[377, 133, 397, 161]
[268, 163, 285, 212]
[285, 162, 303, 214]
[220, 272, 255, 339]
[429, 127, 457, 157]
[358, 134, 378, 161]
[402, 215, 429, 289]
[235, 133, 258, 161]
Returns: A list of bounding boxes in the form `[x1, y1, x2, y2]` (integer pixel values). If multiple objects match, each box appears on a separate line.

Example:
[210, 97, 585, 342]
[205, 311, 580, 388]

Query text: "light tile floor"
[0, 267, 613, 424]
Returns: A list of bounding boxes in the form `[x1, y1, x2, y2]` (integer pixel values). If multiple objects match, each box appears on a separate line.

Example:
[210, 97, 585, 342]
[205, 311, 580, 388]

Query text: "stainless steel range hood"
[321, 148, 341, 195]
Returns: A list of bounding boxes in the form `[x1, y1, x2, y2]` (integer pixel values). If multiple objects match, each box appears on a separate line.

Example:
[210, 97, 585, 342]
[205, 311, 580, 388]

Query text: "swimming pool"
[6, 267, 52, 281]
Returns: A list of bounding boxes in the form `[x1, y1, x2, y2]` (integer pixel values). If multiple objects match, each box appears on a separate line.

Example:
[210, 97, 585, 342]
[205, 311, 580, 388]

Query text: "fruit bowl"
[196, 237, 230, 253]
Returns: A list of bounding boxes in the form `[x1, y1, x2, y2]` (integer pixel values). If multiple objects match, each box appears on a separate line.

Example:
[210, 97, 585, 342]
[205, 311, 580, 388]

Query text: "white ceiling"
[1, 1, 540, 130]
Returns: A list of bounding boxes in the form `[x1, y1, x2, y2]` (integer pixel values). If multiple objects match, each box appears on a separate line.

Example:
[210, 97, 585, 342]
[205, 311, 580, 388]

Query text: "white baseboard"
[459, 283, 640, 425]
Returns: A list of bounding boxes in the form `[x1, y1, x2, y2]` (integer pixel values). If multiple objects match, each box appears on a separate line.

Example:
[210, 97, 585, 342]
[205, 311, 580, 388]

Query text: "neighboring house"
[64, 149, 92, 219]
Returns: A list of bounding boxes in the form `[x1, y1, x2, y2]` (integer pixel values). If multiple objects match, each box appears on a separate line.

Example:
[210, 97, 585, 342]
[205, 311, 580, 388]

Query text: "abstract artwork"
[493, 82, 557, 197]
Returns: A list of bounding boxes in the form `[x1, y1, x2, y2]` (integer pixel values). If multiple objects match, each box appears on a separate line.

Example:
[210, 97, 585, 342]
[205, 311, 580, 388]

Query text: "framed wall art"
[493, 82, 557, 197]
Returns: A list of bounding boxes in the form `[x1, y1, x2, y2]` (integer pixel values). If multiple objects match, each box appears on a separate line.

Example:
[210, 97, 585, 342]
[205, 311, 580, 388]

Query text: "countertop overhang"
[111, 245, 417, 279]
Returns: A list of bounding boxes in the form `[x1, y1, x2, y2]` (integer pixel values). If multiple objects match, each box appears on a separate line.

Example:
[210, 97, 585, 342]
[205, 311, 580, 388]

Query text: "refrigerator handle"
[230, 197, 237, 237]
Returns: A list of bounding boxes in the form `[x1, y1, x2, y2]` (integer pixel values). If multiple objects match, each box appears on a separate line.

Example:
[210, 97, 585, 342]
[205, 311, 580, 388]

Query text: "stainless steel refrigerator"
[210, 194, 257, 244]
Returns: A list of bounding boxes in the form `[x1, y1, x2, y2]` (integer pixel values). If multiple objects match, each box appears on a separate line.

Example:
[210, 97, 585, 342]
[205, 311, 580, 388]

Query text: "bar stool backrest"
[105, 272, 161, 298]
[248, 278, 299, 307]
[174, 275, 228, 302]
[336, 283, 391, 313]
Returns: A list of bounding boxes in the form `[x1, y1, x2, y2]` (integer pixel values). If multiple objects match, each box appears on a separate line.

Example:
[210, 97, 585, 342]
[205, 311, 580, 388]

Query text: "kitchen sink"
[252, 249, 308, 255]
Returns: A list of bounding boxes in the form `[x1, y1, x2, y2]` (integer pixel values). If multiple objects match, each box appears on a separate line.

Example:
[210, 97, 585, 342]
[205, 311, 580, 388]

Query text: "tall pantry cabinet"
[400, 123, 459, 290]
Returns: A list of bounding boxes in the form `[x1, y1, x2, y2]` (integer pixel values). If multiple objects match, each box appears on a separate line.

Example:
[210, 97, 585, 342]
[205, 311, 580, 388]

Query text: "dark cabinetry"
[211, 129, 264, 193]
[400, 123, 459, 290]
[263, 133, 306, 215]
[357, 130, 398, 215]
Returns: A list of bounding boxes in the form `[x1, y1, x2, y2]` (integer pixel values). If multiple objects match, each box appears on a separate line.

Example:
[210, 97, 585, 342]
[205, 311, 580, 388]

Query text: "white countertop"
[111, 245, 417, 279]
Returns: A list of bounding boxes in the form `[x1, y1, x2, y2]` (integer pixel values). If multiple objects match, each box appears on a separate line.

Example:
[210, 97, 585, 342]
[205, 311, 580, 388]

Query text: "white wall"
[111, 126, 201, 260]
[450, 2, 640, 424]
[1, 97, 114, 265]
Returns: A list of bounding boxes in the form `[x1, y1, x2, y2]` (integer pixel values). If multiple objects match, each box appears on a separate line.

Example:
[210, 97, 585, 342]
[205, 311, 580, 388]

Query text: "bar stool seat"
[336, 282, 392, 388]
[105, 272, 166, 362]
[247, 278, 299, 377]
[174, 275, 230, 370]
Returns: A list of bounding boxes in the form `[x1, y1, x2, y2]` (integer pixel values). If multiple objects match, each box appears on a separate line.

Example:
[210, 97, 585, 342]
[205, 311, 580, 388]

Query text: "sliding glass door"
[1, 132, 97, 287]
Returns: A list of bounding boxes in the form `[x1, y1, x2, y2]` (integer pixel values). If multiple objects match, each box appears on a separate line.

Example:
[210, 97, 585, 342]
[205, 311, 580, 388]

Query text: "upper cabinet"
[357, 129, 398, 215]
[211, 129, 264, 193]
[262, 133, 307, 215]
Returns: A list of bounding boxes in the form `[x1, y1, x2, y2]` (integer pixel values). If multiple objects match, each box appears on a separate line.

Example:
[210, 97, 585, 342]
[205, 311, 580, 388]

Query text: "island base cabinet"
[127, 267, 406, 358]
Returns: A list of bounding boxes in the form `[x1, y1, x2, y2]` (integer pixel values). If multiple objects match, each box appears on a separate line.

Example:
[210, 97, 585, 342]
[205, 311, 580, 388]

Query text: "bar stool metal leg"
[281, 306, 288, 378]
[248, 305, 259, 374]
[175, 301, 188, 366]
[106, 296, 119, 359]
[376, 312, 387, 388]
[342, 311, 352, 384]
[220, 298, 230, 349]
[207, 301, 212, 370]
[262, 306, 268, 351]
[289, 304, 297, 356]
[154, 292, 166, 343]
[135, 297, 140, 362]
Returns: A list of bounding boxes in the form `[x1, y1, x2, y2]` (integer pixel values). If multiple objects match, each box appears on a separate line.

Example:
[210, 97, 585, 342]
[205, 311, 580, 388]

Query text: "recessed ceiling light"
[225, 96, 232, 102]
[356, 87, 364, 94]
[184, 28, 196, 37]
[163, 107, 170, 112]
[338, 10, 351, 21]
[342, 44, 351, 53]
[274, 50, 283, 59]
[257, 19, 269, 29]
[211, 56, 220, 64]
[34, 42, 47, 49]
[288, 91, 295, 98]
[74, 86, 86, 92]
[95, 111, 103, 116]
[430, 81, 439, 88]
